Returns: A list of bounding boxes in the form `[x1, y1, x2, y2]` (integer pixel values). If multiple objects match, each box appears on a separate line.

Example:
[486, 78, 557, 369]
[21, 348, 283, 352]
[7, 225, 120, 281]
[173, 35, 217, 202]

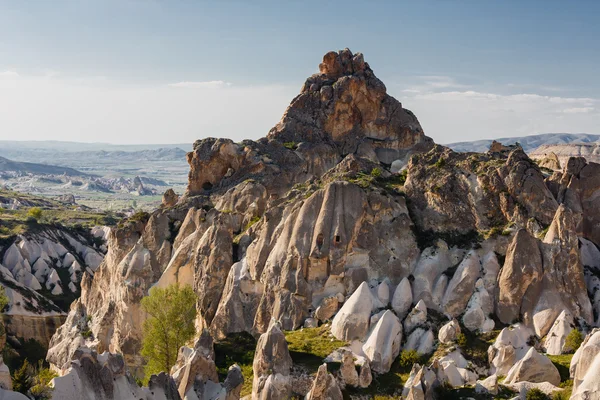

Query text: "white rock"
[442, 250, 481, 317]
[404, 299, 427, 334]
[62, 253, 76, 268]
[376, 279, 391, 308]
[543, 310, 573, 355]
[404, 328, 434, 355]
[476, 375, 498, 395]
[362, 310, 402, 373]
[331, 282, 374, 341]
[439, 319, 461, 344]
[505, 347, 561, 386]
[391, 277, 412, 318]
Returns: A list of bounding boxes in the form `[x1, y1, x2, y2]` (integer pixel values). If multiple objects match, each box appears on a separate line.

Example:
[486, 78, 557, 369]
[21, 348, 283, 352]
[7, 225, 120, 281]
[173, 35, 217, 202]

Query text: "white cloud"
[563, 107, 595, 114]
[391, 86, 600, 143]
[0, 70, 19, 78]
[168, 80, 232, 89]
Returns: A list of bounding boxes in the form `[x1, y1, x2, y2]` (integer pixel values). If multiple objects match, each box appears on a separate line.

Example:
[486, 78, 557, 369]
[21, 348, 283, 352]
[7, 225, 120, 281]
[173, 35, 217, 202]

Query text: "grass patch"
[285, 325, 346, 374]
[547, 354, 573, 383]
[214, 332, 256, 398]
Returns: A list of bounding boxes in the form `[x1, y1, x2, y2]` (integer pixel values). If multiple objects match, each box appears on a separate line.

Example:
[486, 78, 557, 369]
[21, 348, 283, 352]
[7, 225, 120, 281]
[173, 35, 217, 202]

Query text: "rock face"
[570, 328, 600, 400]
[47, 49, 600, 398]
[252, 322, 293, 400]
[305, 364, 343, 400]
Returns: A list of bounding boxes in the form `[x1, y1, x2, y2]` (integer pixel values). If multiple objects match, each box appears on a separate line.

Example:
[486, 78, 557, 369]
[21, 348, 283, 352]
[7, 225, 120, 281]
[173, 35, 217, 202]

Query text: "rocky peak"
[185, 49, 432, 198]
[269, 48, 433, 162]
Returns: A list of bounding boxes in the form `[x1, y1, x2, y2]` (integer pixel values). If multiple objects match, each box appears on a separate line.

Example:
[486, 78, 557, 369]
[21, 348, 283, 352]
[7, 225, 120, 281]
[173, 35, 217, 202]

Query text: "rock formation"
[44, 49, 600, 399]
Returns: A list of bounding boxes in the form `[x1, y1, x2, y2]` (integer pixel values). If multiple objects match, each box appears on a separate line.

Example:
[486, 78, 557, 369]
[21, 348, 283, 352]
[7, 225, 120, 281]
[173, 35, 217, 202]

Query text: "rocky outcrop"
[504, 347, 561, 386]
[331, 282, 373, 341]
[570, 328, 600, 400]
[362, 310, 402, 373]
[305, 364, 343, 400]
[252, 322, 293, 400]
[438, 319, 461, 345]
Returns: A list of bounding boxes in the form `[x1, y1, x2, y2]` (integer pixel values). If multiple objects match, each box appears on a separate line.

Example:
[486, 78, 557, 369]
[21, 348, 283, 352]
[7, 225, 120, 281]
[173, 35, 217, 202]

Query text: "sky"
[0, 0, 599, 145]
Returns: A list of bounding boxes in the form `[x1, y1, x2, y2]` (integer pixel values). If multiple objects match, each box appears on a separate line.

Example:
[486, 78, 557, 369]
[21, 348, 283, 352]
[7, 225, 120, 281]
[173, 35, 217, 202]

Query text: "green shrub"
[283, 142, 298, 150]
[27, 207, 43, 220]
[434, 157, 446, 168]
[12, 359, 32, 394]
[526, 388, 549, 400]
[456, 333, 468, 348]
[370, 168, 382, 178]
[398, 349, 421, 368]
[565, 329, 583, 353]
[0, 286, 9, 313]
[141, 284, 197, 383]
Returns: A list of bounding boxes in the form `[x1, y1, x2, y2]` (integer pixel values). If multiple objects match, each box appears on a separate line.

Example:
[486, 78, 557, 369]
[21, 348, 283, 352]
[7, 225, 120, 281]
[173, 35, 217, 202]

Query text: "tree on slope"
[141, 283, 197, 381]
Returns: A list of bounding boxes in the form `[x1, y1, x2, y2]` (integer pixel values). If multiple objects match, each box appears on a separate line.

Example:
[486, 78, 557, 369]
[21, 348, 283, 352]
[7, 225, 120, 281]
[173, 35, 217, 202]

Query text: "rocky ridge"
[45, 49, 600, 399]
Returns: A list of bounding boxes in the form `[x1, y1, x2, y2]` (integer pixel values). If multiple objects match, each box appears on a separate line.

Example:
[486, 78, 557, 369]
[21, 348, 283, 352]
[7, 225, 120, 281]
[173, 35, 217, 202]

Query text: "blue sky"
[0, 0, 598, 144]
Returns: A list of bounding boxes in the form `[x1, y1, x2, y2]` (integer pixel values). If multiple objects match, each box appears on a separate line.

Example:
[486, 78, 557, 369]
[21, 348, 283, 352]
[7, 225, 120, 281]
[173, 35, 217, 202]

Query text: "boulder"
[475, 375, 498, 395]
[504, 347, 561, 386]
[443, 251, 481, 317]
[543, 310, 573, 355]
[340, 350, 359, 387]
[391, 277, 413, 319]
[252, 322, 293, 400]
[404, 299, 427, 334]
[306, 364, 343, 400]
[362, 310, 402, 373]
[162, 189, 179, 207]
[331, 282, 374, 341]
[438, 319, 461, 344]
[314, 296, 339, 322]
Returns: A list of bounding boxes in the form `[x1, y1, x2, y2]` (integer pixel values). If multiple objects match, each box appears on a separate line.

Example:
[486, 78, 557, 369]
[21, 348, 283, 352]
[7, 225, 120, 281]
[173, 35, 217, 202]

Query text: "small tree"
[12, 359, 32, 394]
[141, 284, 197, 382]
[565, 329, 584, 353]
[27, 207, 43, 221]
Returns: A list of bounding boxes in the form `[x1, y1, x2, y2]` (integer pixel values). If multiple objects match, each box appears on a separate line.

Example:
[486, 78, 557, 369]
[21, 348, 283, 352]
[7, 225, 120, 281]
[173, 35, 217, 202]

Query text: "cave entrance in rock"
[202, 181, 213, 191]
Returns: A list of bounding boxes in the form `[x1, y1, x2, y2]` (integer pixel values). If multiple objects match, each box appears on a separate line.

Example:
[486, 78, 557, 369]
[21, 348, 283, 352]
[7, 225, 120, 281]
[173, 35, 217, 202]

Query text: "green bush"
[0, 286, 9, 312]
[370, 168, 382, 178]
[12, 359, 32, 394]
[27, 207, 43, 220]
[456, 333, 468, 348]
[526, 388, 549, 400]
[398, 349, 421, 368]
[565, 329, 583, 353]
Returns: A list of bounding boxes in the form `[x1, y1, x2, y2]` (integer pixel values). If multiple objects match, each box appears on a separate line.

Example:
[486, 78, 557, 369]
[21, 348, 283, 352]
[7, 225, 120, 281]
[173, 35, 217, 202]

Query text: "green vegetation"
[244, 215, 261, 231]
[526, 388, 549, 400]
[546, 354, 573, 399]
[27, 207, 43, 221]
[456, 329, 501, 369]
[28, 362, 57, 400]
[283, 142, 298, 150]
[285, 325, 346, 373]
[214, 332, 256, 398]
[565, 329, 583, 353]
[370, 167, 383, 178]
[0, 286, 8, 313]
[12, 359, 32, 394]
[434, 157, 446, 168]
[0, 189, 117, 239]
[434, 385, 516, 400]
[398, 349, 423, 368]
[140, 284, 197, 382]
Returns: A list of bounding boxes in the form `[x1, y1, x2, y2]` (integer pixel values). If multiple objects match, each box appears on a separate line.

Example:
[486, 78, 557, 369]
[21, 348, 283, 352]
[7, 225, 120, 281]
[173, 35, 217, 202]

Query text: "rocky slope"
[46, 49, 600, 399]
[530, 143, 600, 170]
[447, 133, 600, 153]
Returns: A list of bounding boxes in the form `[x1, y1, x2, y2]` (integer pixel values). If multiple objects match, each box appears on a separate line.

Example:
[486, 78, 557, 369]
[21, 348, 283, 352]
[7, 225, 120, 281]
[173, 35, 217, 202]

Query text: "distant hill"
[446, 133, 600, 153]
[0, 156, 87, 176]
[0, 140, 191, 152]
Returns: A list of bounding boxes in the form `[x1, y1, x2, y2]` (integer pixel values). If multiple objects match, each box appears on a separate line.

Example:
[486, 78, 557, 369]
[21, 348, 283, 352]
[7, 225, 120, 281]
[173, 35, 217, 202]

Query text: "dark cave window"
[316, 233, 324, 250]
[334, 235, 341, 244]
[202, 181, 213, 191]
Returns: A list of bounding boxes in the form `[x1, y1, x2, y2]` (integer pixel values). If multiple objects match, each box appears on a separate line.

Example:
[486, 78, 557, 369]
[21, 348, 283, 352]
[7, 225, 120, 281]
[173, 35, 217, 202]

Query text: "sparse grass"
[214, 332, 256, 398]
[244, 216, 261, 231]
[547, 354, 573, 383]
[285, 325, 346, 373]
[283, 142, 298, 150]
